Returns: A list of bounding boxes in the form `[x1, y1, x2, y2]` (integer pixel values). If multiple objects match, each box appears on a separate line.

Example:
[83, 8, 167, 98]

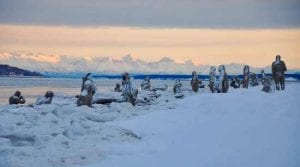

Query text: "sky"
[0, 0, 300, 69]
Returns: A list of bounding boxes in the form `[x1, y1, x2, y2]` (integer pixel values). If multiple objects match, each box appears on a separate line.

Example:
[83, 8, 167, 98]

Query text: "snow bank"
[1, 83, 299, 167]
[87, 83, 300, 167]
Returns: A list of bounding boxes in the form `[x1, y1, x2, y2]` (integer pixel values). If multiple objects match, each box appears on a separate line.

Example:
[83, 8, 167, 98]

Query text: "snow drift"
[0, 82, 299, 167]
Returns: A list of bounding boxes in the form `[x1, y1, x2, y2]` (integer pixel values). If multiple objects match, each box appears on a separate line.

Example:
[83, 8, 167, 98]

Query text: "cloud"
[0, 0, 299, 28]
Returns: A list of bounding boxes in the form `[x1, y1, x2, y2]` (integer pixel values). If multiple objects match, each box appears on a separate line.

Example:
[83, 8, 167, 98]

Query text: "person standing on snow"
[216, 65, 229, 93]
[208, 66, 217, 93]
[242, 65, 250, 88]
[191, 71, 200, 92]
[272, 55, 287, 90]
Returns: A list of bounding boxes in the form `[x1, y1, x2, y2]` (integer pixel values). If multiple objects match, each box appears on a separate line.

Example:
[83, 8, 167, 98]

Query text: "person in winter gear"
[114, 83, 122, 92]
[249, 72, 259, 86]
[141, 77, 151, 91]
[272, 55, 287, 90]
[208, 66, 217, 93]
[242, 65, 250, 88]
[261, 76, 274, 93]
[191, 71, 200, 92]
[216, 65, 229, 93]
[9, 91, 26, 105]
[36, 91, 54, 105]
[121, 72, 138, 105]
[173, 79, 184, 98]
[230, 76, 241, 89]
[77, 73, 96, 107]
[260, 69, 267, 84]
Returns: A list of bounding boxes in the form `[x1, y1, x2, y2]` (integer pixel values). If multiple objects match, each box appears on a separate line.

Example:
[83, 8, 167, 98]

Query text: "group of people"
[8, 55, 287, 107]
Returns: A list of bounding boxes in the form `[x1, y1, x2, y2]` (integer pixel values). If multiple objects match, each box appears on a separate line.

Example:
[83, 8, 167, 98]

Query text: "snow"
[0, 82, 300, 167]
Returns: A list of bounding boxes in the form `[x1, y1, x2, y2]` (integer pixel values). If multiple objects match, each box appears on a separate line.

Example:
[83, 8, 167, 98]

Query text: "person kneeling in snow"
[121, 72, 138, 105]
[261, 77, 274, 93]
[141, 77, 151, 91]
[216, 65, 229, 93]
[114, 83, 122, 92]
[9, 91, 26, 105]
[36, 91, 54, 105]
[77, 73, 96, 107]
[191, 71, 200, 92]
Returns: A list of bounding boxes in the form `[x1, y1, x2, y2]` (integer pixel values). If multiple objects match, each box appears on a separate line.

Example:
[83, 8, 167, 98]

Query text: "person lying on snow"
[36, 91, 54, 105]
[9, 91, 26, 105]
[121, 72, 138, 106]
[77, 73, 97, 107]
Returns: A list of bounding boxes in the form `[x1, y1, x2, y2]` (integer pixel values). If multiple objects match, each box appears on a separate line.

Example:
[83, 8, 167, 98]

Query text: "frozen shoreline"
[1, 82, 300, 167]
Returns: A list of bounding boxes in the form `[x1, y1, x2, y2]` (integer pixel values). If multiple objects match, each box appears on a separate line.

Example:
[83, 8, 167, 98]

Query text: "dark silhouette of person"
[230, 76, 241, 89]
[272, 55, 287, 90]
[9, 91, 26, 105]
[191, 71, 200, 92]
[114, 83, 122, 92]
[242, 65, 250, 88]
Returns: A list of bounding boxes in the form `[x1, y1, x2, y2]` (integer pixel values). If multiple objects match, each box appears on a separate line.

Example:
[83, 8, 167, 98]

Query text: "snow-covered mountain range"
[0, 51, 298, 75]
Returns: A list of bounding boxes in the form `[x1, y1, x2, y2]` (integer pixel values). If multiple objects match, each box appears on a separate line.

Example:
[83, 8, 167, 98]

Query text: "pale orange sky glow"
[0, 25, 299, 68]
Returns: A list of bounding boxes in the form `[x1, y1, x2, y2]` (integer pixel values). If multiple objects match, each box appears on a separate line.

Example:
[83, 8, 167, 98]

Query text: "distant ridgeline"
[0, 64, 43, 77]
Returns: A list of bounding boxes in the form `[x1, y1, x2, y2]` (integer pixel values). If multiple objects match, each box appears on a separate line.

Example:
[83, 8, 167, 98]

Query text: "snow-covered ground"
[0, 82, 299, 167]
